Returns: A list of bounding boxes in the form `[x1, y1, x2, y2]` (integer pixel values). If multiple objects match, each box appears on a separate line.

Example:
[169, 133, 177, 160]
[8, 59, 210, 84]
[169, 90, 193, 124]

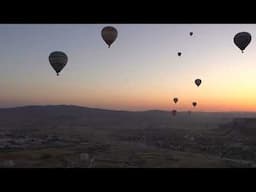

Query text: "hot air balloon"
[195, 79, 202, 87]
[192, 102, 197, 107]
[101, 26, 118, 48]
[173, 97, 178, 104]
[190, 32, 193, 36]
[172, 110, 177, 116]
[233, 32, 251, 53]
[178, 52, 182, 56]
[49, 51, 68, 76]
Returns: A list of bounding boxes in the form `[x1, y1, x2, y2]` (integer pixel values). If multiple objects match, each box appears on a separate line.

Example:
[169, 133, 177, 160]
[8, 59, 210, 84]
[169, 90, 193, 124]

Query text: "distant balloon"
[190, 32, 193, 36]
[233, 32, 251, 53]
[172, 110, 177, 116]
[101, 26, 118, 48]
[192, 102, 197, 107]
[49, 51, 68, 76]
[195, 79, 202, 87]
[178, 52, 182, 56]
[173, 97, 178, 104]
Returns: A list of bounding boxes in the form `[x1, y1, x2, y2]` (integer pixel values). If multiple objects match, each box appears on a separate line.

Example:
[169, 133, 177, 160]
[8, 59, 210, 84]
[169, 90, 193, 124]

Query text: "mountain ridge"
[1, 105, 256, 114]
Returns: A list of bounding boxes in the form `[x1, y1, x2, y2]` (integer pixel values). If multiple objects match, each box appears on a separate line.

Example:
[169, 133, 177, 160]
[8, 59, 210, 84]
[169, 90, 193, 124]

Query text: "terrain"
[0, 105, 255, 168]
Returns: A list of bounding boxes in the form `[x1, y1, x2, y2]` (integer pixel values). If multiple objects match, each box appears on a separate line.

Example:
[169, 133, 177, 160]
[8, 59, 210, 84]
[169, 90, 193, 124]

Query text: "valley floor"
[0, 125, 255, 168]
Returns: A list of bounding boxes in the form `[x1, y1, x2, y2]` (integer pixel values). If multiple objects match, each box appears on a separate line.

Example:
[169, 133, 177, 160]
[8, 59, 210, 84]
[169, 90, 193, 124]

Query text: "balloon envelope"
[178, 52, 182, 56]
[195, 79, 202, 87]
[192, 102, 197, 107]
[173, 97, 178, 104]
[234, 32, 251, 53]
[101, 26, 118, 48]
[190, 32, 193, 36]
[49, 51, 68, 76]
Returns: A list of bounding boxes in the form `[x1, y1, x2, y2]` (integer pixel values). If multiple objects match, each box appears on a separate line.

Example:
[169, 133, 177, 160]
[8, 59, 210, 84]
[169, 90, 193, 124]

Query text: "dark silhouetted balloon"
[190, 32, 193, 36]
[49, 51, 68, 76]
[172, 110, 177, 116]
[173, 97, 178, 104]
[178, 52, 182, 56]
[234, 32, 251, 53]
[195, 79, 202, 87]
[192, 102, 197, 107]
[101, 26, 118, 48]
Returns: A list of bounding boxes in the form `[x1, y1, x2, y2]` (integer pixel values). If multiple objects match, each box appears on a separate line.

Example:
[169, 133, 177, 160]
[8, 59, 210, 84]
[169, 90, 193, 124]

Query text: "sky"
[0, 24, 256, 112]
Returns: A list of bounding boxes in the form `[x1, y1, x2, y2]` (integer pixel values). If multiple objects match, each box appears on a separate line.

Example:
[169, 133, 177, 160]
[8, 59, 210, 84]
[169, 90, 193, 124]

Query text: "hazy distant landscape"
[0, 105, 255, 168]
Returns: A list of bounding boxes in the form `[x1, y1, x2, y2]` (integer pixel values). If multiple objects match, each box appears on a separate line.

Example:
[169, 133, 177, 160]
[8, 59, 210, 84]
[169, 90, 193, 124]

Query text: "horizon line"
[1, 104, 256, 113]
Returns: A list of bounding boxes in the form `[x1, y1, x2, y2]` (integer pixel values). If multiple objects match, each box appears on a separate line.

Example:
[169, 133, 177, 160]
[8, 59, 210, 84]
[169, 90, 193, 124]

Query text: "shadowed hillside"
[0, 105, 248, 130]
